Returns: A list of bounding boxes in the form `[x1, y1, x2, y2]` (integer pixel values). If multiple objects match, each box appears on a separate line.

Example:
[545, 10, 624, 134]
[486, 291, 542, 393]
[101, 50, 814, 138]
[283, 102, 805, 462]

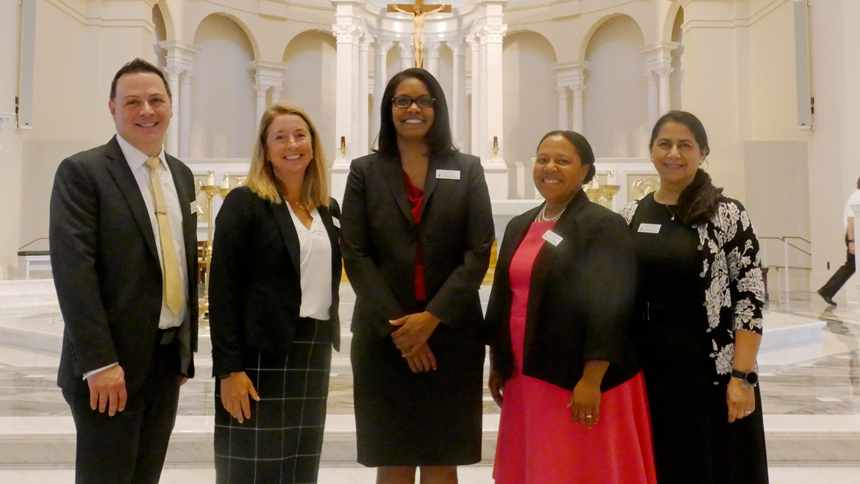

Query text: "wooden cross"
[387, 0, 452, 68]
[387, 0, 451, 15]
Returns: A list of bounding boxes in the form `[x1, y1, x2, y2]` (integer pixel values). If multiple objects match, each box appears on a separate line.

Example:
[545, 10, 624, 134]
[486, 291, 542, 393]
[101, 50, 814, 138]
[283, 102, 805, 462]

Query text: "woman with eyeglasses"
[341, 68, 494, 484]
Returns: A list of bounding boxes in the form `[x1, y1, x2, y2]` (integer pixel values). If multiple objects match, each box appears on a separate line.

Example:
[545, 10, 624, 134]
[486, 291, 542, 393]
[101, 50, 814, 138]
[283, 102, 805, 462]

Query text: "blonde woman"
[209, 103, 341, 484]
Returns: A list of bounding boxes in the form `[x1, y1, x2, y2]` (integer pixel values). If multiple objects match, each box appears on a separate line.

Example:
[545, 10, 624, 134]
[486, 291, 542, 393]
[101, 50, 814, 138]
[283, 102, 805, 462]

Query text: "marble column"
[254, 84, 268, 125]
[646, 71, 658, 127]
[447, 40, 467, 149]
[556, 86, 569, 130]
[164, 67, 181, 156]
[640, 42, 680, 117]
[658, 67, 673, 116]
[333, 24, 357, 160]
[466, 34, 480, 156]
[359, 36, 371, 155]
[250, 60, 289, 127]
[483, 24, 506, 163]
[179, 72, 193, 158]
[373, 40, 393, 142]
[572, 86, 584, 134]
[398, 42, 413, 72]
[425, 42, 441, 77]
[158, 41, 200, 159]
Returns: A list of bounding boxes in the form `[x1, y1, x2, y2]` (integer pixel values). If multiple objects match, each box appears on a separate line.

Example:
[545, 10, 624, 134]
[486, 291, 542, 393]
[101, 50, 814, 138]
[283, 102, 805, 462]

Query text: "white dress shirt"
[843, 189, 860, 227]
[287, 204, 333, 320]
[83, 136, 189, 379]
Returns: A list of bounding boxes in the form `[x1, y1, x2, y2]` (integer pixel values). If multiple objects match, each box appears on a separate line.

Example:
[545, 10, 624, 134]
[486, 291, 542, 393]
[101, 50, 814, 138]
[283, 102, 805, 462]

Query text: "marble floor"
[3, 281, 860, 477]
[0, 466, 859, 483]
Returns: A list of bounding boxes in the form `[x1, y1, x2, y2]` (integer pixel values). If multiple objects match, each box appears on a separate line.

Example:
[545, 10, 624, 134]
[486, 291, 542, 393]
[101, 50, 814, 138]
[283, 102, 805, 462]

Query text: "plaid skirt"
[214, 318, 332, 484]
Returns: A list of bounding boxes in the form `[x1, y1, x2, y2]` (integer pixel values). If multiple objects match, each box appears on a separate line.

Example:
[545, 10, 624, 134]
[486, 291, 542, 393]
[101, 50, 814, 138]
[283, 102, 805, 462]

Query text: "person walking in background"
[208, 103, 341, 484]
[341, 68, 494, 484]
[817, 176, 860, 306]
[49, 58, 198, 484]
[621, 111, 768, 484]
[487, 130, 657, 484]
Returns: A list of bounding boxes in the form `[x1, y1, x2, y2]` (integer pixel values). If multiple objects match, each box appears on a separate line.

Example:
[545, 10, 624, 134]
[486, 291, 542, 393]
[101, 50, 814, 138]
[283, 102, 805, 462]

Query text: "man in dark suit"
[49, 58, 198, 484]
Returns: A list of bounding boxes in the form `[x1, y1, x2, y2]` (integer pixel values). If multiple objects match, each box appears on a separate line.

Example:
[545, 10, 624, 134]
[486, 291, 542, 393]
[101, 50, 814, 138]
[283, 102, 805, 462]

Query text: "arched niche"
[670, 6, 684, 110]
[282, 30, 338, 162]
[190, 14, 256, 158]
[583, 15, 648, 158]
[152, 5, 167, 68]
[503, 30, 557, 167]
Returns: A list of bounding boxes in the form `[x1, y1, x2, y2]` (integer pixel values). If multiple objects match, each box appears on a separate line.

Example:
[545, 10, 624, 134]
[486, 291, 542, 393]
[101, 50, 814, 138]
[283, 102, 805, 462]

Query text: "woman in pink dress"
[486, 131, 657, 484]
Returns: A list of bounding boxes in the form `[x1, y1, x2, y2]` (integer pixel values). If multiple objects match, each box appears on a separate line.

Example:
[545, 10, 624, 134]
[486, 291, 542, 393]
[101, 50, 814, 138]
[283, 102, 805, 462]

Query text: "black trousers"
[63, 342, 181, 484]
[819, 235, 856, 299]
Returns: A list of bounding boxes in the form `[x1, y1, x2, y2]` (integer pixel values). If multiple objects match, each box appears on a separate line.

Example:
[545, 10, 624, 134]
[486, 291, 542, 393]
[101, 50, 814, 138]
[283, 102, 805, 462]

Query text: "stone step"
[0, 415, 856, 468]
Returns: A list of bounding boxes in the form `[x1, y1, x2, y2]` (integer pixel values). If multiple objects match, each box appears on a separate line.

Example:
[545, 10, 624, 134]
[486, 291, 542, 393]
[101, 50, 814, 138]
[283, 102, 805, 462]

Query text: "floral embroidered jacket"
[620, 197, 766, 385]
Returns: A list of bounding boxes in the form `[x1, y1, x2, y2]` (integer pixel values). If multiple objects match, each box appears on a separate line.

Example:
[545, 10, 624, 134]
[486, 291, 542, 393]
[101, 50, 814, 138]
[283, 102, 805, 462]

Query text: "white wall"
[190, 14, 255, 158]
[282, 31, 337, 166]
[0, 0, 24, 277]
[583, 15, 648, 158]
[502, 31, 556, 166]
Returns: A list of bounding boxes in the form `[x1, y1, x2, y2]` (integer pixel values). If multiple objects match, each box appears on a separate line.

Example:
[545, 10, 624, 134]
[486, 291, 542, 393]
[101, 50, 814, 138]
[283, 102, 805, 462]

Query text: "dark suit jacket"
[208, 186, 342, 377]
[50, 136, 198, 395]
[340, 150, 494, 340]
[487, 190, 639, 392]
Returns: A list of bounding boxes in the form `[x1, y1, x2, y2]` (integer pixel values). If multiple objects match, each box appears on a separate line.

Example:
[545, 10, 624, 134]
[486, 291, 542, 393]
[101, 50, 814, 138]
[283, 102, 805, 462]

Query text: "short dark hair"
[537, 130, 597, 184]
[110, 58, 171, 101]
[649, 110, 709, 151]
[376, 68, 455, 157]
[857, 175, 860, 190]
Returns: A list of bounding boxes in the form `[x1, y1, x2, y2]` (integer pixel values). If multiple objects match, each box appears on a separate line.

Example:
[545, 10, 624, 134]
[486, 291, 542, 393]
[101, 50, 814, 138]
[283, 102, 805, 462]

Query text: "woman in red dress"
[487, 131, 657, 484]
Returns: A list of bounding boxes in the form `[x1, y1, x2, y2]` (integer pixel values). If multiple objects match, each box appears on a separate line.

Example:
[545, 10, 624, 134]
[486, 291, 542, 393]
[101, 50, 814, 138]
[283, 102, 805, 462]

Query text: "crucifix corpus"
[388, 0, 452, 68]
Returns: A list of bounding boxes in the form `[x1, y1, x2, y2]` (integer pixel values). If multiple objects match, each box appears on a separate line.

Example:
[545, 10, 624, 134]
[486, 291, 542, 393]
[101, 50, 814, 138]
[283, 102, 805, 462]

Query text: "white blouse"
[287, 204, 333, 320]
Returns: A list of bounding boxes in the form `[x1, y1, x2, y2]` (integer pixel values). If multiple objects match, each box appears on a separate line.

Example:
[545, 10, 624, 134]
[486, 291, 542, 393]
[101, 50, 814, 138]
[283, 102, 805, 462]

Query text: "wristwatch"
[731, 368, 758, 389]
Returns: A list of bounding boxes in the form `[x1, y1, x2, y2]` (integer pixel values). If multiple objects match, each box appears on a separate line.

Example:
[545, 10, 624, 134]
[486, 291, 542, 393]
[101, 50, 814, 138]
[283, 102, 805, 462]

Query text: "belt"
[157, 327, 178, 345]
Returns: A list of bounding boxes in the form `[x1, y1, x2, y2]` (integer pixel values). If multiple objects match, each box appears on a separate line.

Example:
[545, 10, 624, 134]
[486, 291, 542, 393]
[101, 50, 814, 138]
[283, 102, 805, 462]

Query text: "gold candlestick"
[198, 172, 235, 320]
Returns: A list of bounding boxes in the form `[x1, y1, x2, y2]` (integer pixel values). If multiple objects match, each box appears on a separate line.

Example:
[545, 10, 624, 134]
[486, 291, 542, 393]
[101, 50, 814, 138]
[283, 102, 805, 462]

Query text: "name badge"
[190, 201, 198, 214]
[436, 169, 461, 180]
[332, 217, 341, 229]
[542, 230, 563, 246]
[638, 223, 661, 234]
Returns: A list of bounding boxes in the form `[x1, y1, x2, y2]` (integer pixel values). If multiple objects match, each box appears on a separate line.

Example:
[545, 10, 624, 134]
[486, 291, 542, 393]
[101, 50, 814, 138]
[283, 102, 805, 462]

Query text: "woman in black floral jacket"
[620, 111, 768, 484]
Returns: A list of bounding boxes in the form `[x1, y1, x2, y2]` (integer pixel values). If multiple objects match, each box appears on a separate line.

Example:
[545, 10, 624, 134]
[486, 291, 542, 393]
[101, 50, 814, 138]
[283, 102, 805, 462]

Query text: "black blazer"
[487, 190, 639, 392]
[208, 186, 342, 377]
[50, 136, 198, 394]
[340, 150, 494, 340]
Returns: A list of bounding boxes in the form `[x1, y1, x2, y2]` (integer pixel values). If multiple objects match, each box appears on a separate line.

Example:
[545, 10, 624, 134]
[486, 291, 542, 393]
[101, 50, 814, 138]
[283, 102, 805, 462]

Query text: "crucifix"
[387, 0, 452, 68]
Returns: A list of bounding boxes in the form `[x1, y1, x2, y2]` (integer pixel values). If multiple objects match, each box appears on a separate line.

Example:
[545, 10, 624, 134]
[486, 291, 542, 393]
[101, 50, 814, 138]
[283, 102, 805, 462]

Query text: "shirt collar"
[116, 134, 166, 171]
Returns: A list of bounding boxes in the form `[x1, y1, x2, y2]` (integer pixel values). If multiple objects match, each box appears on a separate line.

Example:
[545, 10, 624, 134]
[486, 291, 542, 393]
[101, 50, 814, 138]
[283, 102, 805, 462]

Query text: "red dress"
[493, 221, 657, 484]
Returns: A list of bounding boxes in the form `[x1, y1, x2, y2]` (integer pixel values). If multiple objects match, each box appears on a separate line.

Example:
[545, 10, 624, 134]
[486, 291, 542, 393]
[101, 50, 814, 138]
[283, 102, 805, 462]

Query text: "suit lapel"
[379, 154, 416, 226]
[271, 201, 302, 280]
[421, 152, 443, 208]
[524, 191, 590, 349]
[103, 137, 159, 261]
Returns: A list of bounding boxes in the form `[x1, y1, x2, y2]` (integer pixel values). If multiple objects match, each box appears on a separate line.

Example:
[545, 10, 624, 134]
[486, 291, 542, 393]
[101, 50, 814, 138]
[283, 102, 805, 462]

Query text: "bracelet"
[850, 240, 855, 243]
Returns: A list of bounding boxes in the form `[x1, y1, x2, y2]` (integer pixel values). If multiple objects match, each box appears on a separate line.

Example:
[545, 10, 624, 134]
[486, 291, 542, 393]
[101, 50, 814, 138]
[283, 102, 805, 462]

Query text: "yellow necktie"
[145, 157, 184, 315]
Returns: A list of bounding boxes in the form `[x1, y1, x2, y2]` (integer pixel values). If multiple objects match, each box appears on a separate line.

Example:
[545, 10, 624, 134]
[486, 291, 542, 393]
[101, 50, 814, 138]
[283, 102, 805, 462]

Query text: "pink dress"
[493, 221, 658, 484]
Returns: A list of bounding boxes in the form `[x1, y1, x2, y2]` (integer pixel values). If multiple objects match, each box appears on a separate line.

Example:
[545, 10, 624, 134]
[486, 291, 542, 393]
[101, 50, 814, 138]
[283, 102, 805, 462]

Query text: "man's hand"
[87, 365, 127, 416]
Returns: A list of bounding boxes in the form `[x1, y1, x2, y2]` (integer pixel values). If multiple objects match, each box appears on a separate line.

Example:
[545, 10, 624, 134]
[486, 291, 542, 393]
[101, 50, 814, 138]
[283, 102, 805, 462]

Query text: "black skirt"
[351, 328, 485, 467]
[214, 318, 333, 484]
[641, 319, 769, 484]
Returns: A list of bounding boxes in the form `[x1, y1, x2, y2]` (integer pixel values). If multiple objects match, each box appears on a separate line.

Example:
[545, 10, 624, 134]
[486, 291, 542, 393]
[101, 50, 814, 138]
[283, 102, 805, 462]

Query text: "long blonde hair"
[244, 103, 329, 209]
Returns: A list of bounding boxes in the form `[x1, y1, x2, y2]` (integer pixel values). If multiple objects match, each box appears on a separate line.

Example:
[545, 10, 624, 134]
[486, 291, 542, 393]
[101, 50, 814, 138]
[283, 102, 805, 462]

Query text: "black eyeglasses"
[392, 95, 435, 109]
